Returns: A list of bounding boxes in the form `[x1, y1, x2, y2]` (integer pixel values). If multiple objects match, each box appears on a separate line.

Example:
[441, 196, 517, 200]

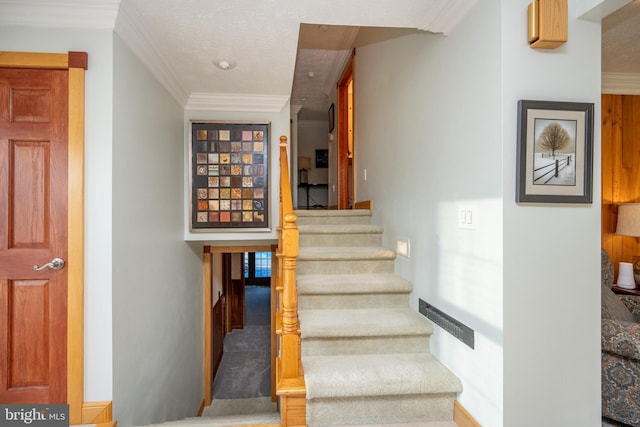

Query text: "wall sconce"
[298, 156, 311, 184]
[528, 0, 568, 49]
[615, 203, 640, 289]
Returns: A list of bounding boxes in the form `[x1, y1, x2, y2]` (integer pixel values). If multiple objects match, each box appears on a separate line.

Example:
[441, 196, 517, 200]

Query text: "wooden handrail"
[279, 135, 294, 219]
[276, 136, 306, 426]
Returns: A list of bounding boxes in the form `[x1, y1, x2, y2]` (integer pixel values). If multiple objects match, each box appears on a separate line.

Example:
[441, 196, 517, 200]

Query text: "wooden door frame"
[0, 51, 87, 424]
[337, 53, 354, 209]
[202, 245, 276, 408]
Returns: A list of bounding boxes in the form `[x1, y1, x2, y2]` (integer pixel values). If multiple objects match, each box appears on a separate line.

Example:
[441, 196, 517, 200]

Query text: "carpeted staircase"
[296, 209, 462, 427]
[134, 208, 462, 427]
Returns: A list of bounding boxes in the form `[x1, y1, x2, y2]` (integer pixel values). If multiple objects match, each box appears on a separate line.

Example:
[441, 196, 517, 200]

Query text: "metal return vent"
[419, 298, 474, 349]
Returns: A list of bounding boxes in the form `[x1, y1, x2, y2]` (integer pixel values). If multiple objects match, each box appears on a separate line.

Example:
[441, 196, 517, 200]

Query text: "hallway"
[212, 285, 271, 399]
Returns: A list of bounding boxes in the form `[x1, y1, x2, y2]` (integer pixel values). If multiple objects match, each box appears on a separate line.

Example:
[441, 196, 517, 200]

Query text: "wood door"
[0, 68, 69, 404]
[337, 55, 354, 209]
[229, 279, 245, 330]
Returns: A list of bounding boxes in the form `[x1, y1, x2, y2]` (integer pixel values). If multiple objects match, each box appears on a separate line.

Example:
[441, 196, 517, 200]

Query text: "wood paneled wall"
[602, 94, 640, 277]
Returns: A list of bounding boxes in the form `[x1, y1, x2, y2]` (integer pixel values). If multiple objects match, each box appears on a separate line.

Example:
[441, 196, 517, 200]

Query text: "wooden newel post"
[277, 135, 303, 380]
[281, 212, 301, 378]
[276, 135, 306, 427]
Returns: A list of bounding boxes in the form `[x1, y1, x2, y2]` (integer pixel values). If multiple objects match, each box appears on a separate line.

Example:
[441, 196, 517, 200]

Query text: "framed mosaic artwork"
[190, 122, 270, 230]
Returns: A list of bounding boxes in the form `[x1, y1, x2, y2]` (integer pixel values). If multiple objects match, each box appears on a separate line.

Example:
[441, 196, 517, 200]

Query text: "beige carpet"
[295, 209, 462, 427]
[201, 397, 276, 418]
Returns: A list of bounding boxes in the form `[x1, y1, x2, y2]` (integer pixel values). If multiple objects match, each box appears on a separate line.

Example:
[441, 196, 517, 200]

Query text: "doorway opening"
[202, 246, 277, 417]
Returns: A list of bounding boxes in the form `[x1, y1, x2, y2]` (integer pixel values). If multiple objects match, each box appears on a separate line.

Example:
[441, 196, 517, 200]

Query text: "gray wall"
[112, 34, 203, 427]
[354, 1, 600, 425]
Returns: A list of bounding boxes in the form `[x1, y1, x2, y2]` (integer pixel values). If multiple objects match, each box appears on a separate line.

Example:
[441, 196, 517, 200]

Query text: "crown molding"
[321, 26, 358, 97]
[420, 0, 479, 35]
[115, 0, 189, 106]
[577, 0, 631, 21]
[290, 104, 304, 116]
[0, 0, 120, 29]
[602, 72, 640, 95]
[185, 93, 289, 113]
[323, 48, 354, 97]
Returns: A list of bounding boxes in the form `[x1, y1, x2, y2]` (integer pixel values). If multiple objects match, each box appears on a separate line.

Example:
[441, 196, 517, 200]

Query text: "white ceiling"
[0, 0, 638, 118]
[602, 0, 640, 73]
[113, 0, 478, 117]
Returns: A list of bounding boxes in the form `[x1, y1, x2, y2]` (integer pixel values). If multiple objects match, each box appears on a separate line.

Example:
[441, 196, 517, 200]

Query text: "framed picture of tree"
[516, 100, 594, 204]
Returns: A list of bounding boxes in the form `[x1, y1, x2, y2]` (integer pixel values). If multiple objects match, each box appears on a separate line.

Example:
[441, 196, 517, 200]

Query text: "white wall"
[112, 34, 203, 427]
[355, 2, 503, 424]
[0, 26, 115, 402]
[501, 1, 602, 426]
[354, 1, 601, 426]
[183, 108, 291, 245]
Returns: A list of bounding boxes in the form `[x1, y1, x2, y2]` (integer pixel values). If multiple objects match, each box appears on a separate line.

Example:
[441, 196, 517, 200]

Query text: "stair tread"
[302, 353, 462, 399]
[299, 308, 432, 338]
[298, 273, 412, 294]
[294, 210, 461, 426]
[161, 412, 279, 426]
[348, 423, 458, 427]
[298, 224, 384, 234]
[299, 246, 396, 261]
[295, 209, 372, 217]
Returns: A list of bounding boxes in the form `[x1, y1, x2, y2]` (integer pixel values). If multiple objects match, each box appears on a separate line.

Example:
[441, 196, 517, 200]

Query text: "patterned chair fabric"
[601, 249, 640, 426]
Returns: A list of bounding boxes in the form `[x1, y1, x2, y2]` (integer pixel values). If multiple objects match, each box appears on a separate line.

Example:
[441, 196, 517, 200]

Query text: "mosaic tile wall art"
[191, 122, 269, 230]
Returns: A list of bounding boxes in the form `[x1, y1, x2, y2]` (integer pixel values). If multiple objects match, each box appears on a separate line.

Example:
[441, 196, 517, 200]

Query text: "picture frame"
[516, 100, 594, 204]
[189, 121, 270, 230]
[328, 103, 335, 132]
[315, 149, 328, 168]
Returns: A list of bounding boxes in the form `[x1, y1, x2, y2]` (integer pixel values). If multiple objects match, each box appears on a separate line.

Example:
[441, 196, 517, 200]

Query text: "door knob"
[33, 257, 65, 271]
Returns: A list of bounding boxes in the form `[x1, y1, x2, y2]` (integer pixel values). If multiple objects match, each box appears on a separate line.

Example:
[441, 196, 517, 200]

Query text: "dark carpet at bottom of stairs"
[212, 285, 271, 399]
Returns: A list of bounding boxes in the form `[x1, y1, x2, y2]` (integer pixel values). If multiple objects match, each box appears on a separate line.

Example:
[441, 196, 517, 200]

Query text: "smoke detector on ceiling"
[213, 58, 236, 70]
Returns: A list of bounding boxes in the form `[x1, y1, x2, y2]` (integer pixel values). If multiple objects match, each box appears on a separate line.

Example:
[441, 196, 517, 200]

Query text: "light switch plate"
[458, 206, 478, 229]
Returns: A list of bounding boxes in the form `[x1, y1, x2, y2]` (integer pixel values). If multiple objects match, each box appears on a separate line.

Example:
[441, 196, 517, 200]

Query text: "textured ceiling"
[114, 0, 478, 115]
[115, 0, 640, 119]
[1, 0, 638, 118]
[291, 25, 425, 120]
[602, 0, 640, 73]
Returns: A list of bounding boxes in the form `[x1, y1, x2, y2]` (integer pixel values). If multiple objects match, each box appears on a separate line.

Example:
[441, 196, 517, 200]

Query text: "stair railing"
[276, 136, 306, 427]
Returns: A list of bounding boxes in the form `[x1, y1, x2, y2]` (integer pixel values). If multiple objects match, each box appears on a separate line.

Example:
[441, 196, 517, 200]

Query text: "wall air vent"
[419, 298, 474, 349]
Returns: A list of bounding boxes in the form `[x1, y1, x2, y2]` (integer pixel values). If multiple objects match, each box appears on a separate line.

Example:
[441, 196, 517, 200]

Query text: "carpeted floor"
[202, 396, 277, 417]
[212, 285, 271, 400]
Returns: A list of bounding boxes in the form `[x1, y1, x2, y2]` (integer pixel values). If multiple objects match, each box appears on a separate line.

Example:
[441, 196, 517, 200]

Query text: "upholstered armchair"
[601, 249, 640, 425]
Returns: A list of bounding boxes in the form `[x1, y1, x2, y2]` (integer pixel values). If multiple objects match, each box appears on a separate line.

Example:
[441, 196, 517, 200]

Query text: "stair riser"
[299, 293, 409, 310]
[154, 414, 280, 427]
[302, 335, 430, 356]
[299, 233, 382, 247]
[296, 216, 372, 226]
[297, 259, 395, 275]
[296, 210, 461, 427]
[306, 394, 456, 426]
